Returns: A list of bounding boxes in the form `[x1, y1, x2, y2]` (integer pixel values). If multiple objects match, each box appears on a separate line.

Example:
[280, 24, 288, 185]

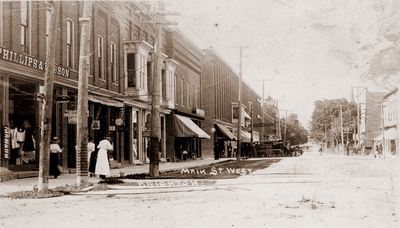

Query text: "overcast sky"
[163, 0, 399, 127]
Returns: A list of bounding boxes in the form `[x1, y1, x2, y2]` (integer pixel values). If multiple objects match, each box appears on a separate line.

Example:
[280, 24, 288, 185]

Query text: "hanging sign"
[92, 120, 100, 130]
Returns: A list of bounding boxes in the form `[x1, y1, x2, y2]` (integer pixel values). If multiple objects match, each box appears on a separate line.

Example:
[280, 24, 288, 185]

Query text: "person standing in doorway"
[88, 137, 96, 176]
[95, 134, 113, 179]
[49, 136, 62, 178]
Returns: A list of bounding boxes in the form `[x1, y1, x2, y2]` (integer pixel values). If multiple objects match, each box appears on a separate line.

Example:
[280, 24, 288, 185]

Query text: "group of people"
[49, 134, 113, 179]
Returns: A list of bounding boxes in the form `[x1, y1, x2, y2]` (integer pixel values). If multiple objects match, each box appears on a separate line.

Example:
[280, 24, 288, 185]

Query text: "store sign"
[0, 47, 70, 78]
[92, 120, 100, 130]
[2, 126, 10, 159]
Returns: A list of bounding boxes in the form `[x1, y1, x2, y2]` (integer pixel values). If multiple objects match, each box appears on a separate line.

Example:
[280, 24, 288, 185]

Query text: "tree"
[281, 113, 308, 145]
[310, 99, 357, 147]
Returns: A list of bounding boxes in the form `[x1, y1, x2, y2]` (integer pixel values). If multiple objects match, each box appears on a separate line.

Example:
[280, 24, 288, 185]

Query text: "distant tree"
[281, 113, 308, 145]
[310, 99, 357, 147]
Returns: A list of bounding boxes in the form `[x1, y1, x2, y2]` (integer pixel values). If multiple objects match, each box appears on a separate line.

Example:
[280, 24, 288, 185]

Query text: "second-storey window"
[110, 42, 117, 83]
[97, 35, 104, 80]
[127, 53, 136, 87]
[21, 0, 30, 53]
[66, 19, 74, 68]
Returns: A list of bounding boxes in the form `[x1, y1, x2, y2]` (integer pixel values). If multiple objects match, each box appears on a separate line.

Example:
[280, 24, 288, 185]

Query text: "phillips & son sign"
[0, 47, 70, 78]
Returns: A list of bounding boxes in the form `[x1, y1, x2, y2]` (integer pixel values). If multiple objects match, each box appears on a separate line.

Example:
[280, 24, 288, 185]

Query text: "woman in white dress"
[95, 134, 113, 179]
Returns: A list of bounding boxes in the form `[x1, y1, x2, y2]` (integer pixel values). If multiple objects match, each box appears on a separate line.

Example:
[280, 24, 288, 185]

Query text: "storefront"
[213, 123, 236, 158]
[1, 76, 40, 170]
[166, 113, 209, 161]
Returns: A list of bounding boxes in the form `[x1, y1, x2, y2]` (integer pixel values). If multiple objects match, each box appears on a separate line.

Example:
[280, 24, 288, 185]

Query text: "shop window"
[110, 42, 117, 83]
[21, 0, 30, 54]
[66, 19, 74, 69]
[127, 53, 136, 87]
[97, 35, 104, 80]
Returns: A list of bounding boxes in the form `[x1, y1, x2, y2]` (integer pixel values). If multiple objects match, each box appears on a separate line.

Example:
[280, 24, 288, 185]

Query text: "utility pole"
[137, 1, 178, 176]
[249, 102, 253, 143]
[283, 110, 287, 146]
[340, 104, 344, 150]
[38, 0, 57, 192]
[76, 0, 92, 186]
[261, 80, 265, 140]
[150, 7, 162, 177]
[276, 100, 281, 140]
[236, 47, 243, 161]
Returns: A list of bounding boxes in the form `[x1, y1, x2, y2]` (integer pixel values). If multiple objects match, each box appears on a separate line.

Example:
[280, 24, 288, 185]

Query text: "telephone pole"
[76, 0, 92, 186]
[137, 1, 178, 177]
[236, 46, 243, 161]
[261, 80, 265, 140]
[38, 0, 57, 192]
[283, 110, 287, 146]
[340, 104, 344, 150]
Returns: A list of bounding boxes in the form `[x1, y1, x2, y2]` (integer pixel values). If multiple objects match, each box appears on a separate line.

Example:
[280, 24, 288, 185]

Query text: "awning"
[242, 109, 251, 119]
[215, 123, 236, 140]
[384, 127, 397, 140]
[88, 95, 124, 108]
[175, 115, 210, 139]
[241, 130, 251, 143]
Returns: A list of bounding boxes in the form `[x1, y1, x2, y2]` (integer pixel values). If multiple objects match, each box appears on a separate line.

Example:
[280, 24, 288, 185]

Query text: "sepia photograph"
[0, 0, 399, 227]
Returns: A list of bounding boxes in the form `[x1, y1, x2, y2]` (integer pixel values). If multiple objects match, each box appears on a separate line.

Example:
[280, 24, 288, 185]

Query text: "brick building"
[201, 49, 263, 159]
[164, 30, 209, 161]
[0, 1, 181, 173]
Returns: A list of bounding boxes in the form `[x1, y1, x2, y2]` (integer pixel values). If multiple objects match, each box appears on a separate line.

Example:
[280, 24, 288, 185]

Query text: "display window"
[8, 78, 38, 168]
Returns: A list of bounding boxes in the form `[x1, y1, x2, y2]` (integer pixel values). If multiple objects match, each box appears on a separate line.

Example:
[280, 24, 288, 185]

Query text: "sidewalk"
[0, 158, 232, 195]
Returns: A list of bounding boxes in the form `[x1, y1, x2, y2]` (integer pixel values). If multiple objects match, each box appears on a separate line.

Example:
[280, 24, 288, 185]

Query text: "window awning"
[384, 127, 397, 140]
[88, 95, 124, 108]
[242, 109, 251, 119]
[175, 115, 210, 139]
[215, 123, 236, 140]
[241, 130, 251, 143]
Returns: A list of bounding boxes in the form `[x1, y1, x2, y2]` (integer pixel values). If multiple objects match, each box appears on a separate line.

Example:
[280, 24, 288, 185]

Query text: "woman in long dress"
[95, 134, 113, 179]
[49, 136, 62, 178]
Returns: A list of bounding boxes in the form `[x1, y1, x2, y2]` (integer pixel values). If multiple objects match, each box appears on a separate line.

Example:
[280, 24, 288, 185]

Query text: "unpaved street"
[1, 146, 399, 228]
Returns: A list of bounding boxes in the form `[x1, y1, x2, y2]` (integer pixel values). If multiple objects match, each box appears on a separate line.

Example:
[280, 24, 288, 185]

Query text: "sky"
[162, 0, 400, 127]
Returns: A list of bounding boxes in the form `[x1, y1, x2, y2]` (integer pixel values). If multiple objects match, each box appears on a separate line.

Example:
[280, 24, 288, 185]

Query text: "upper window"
[127, 53, 136, 87]
[21, 0, 30, 53]
[110, 42, 117, 83]
[97, 35, 104, 80]
[66, 19, 74, 68]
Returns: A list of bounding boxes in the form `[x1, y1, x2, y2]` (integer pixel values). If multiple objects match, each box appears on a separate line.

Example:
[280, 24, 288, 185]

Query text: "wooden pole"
[149, 8, 161, 177]
[76, 0, 92, 186]
[236, 47, 243, 161]
[38, 0, 57, 192]
[38, 1, 57, 192]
